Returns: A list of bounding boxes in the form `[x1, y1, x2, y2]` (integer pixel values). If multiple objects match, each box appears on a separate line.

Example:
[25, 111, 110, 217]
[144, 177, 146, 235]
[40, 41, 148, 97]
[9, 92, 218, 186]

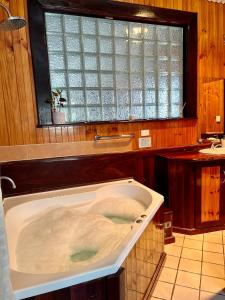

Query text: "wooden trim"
[41, 1, 196, 25]
[36, 117, 198, 128]
[28, 0, 197, 125]
[173, 225, 225, 235]
[164, 236, 175, 244]
[28, 0, 52, 125]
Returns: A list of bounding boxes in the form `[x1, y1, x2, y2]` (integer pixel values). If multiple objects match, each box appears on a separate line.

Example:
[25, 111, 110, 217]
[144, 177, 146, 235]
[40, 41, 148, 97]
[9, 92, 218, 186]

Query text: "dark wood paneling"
[1, 152, 144, 197]
[26, 287, 71, 300]
[0, 143, 213, 197]
[70, 278, 106, 300]
[168, 161, 195, 229]
[106, 268, 125, 300]
[28, 0, 52, 124]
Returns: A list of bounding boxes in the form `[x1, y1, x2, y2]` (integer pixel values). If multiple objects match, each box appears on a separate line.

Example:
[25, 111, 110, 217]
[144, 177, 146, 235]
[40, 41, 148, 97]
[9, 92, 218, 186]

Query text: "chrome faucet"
[211, 142, 222, 149]
[0, 176, 16, 189]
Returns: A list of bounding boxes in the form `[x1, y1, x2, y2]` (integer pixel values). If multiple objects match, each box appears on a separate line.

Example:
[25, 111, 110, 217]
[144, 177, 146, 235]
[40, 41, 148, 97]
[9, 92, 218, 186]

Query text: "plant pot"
[51, 110, 65, 124]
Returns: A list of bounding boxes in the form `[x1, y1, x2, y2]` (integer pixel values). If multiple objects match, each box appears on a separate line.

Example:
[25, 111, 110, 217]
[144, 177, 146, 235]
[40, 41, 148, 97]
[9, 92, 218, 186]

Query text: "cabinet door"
[25, 288, 71, 300]
[70, 278, 106, 300]
[196, 164, 225, 228]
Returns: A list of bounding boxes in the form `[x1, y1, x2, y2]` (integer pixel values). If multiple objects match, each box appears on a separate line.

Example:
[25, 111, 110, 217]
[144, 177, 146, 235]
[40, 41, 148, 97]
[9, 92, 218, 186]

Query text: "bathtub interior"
[5, 179, 159, 278]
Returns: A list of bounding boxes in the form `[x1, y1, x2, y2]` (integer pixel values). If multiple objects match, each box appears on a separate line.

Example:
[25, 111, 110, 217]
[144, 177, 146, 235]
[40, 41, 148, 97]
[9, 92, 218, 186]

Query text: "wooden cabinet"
[156, 155, 225, 234]
[26, 269, 124, 300]
[195, 164, 225, 229]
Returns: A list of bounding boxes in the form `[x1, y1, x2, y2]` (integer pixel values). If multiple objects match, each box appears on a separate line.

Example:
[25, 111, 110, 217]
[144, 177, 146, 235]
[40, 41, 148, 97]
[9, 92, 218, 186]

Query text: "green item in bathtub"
[104, 214, 134, 224]
[70, 249, 97, 262]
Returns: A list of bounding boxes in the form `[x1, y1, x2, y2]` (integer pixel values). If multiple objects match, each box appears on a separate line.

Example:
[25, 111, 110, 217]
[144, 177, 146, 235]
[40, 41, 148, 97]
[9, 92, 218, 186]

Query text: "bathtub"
[4, 179, 164, 300]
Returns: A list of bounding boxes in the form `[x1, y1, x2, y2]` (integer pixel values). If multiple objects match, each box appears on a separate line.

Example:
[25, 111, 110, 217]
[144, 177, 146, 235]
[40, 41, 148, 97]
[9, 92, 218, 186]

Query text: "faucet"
[211, 142, 222, 149]
[0, 176, 16, 189]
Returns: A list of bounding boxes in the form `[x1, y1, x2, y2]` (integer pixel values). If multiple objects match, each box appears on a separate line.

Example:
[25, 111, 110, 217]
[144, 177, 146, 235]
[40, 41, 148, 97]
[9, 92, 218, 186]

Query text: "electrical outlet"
[216, 115, 221, 123]
[141, 129, 150, 137]
[139, 137, 151, 148]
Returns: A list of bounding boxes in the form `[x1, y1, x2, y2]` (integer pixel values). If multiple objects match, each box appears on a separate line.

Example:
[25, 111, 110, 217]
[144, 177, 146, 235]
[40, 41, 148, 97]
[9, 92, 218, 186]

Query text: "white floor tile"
[205, 231, 222, 237]
[174, 236, 184, 247]
[179, 258, 201, 274]
[203, 241, 223, 253]
[151, 231, 225, 300]
[181, 247, 202, 261]
[204, 234, 223, 244]
[172, 285, 199, 300]
[165, 244, 182, 257]
[202, 262, 225, 279]
[200, 291, 225, 300]
[173, 232, 184, 238]
[185, 234, 203, 241]
[152, 281, 173, 300]
[163, 255, 180, 269]
[203, 251, 224, 265]
[176, 270, 200, 289]
[159, 267, 177, 283]
[183, 238, 203, 250]
[201, 275, 225, 295]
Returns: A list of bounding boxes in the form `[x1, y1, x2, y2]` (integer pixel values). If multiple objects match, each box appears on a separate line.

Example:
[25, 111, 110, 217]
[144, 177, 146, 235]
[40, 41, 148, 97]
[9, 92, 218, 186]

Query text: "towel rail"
[95, 134, 134, 141]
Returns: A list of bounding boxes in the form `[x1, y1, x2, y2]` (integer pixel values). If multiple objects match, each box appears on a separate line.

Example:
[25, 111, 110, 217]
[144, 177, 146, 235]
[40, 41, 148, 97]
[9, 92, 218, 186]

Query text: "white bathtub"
[4, 179, 164, 300]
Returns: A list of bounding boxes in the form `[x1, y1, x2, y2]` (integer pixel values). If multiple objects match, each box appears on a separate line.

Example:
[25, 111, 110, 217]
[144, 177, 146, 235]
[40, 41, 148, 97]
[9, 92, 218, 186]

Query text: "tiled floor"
[151, 230, 225, 300]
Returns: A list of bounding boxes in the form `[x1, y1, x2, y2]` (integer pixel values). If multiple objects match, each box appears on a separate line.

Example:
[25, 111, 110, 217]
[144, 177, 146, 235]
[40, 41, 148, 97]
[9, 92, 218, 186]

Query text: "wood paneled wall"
[0, 0, 224, 149]
[201, 79, 224, 134]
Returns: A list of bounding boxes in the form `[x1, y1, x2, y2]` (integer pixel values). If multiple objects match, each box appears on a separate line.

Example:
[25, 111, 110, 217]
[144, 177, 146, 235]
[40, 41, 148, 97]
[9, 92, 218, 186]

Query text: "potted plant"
[46, 89, 67, 124]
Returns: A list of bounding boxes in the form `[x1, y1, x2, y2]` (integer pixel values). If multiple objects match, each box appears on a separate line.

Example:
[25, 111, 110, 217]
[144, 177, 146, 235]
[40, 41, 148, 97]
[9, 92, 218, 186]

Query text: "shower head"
[0, 2, 26, 31]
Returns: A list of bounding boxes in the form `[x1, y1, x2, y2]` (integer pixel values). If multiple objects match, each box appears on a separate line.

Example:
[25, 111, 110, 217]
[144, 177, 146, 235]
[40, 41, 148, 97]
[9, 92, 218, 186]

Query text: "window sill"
[37, 117, 197, 128]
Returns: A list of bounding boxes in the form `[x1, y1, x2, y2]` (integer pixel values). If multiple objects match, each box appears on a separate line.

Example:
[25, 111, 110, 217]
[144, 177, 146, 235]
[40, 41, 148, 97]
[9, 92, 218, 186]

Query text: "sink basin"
[199, 148, 225, 155]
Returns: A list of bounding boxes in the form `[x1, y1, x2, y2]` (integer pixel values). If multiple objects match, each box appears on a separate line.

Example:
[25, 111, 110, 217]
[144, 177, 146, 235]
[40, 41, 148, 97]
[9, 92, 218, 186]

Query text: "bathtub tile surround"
[122, 219, 164, 299]
[0, 141, 133, 163]
[152, 231, 225, 300]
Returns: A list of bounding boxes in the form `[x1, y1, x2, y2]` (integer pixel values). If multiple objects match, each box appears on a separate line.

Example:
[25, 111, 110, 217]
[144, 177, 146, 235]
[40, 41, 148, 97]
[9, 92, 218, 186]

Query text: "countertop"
[158, 148, 225, 162]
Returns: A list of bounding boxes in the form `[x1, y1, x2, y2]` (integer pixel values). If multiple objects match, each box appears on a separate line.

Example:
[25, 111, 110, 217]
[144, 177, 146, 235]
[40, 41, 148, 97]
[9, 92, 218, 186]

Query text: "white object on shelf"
[51, 111, 65, 124]
[140, 130, 150, 137]
[139, 137, 151, 148]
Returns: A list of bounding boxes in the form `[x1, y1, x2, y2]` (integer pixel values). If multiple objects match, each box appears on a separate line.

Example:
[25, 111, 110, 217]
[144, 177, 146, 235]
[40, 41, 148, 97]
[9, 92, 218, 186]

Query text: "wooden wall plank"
[201, 166, 220, 222]
[0, 0, 224, 149]
[203, 79, 224, 133]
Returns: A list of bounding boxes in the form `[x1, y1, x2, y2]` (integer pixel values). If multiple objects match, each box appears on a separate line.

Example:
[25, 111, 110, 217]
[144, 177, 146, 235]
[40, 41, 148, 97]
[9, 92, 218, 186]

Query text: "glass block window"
[45, 12, 184, 122]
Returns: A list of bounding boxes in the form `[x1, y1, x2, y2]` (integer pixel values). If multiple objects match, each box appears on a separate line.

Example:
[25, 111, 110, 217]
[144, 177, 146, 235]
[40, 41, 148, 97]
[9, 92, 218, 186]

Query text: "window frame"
[28, 0, 197, 126]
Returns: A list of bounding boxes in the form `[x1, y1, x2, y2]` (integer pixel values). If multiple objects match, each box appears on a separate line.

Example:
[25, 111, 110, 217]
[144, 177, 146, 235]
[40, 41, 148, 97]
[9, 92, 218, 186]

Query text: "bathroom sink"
[199, 148, 225, 155]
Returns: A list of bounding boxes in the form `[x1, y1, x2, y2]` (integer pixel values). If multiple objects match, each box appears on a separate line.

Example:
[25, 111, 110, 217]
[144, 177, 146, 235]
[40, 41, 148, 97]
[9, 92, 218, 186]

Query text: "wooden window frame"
[28, 0, 197, 126]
